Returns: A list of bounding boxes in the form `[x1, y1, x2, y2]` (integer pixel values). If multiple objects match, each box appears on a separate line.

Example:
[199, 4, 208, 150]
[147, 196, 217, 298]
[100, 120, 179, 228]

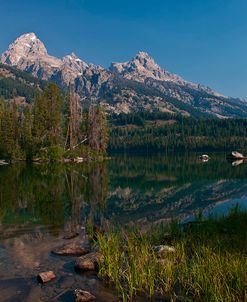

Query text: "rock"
[52, 243, 89, 256]
[74, 289, 96, 302]
[63, 158, 73, 163]
[37, 271, 56, 283]
[154, 245, 176, 258]
[75, 252, 101, 271]
[75, 157, 84, 163]
[0, 160, 8, 165]
[63, 231, 79, 240]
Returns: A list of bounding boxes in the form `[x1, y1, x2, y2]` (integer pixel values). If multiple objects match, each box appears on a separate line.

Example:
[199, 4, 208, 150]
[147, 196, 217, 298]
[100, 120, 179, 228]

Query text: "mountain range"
[1, 32, 247, 118]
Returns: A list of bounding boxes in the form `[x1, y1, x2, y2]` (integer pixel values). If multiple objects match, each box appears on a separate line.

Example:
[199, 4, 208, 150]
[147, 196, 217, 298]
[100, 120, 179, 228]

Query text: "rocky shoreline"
[35, 224, 178, 302]
[35, 226, 104, 302]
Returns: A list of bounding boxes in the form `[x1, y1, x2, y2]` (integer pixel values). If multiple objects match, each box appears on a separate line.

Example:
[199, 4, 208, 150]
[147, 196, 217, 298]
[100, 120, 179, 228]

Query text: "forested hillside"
[109, 112, 247, 153]
[1, 63, 247, 156]
[0, 63, 47, 102]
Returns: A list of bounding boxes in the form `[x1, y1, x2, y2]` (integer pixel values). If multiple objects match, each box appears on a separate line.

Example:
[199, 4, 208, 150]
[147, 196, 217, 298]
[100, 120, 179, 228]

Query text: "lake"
[0, 153, 247, 301]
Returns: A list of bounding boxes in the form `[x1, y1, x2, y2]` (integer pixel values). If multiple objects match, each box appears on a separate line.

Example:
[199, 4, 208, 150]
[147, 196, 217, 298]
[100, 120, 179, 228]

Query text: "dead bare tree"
[12, 88, 19, 146]
[65, 85, 85, 151]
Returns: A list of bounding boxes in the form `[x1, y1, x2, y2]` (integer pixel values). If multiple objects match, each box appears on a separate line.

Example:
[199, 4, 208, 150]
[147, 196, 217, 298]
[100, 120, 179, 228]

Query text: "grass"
[94, 208, 247, 301]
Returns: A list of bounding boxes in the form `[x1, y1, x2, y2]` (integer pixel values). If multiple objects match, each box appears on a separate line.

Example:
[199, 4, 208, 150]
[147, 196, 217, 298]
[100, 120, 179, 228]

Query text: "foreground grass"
[95, 209, 247, 301]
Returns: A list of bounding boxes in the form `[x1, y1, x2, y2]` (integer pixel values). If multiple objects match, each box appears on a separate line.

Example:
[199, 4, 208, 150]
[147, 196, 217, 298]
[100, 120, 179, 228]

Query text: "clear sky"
[0, 0, 247, 98]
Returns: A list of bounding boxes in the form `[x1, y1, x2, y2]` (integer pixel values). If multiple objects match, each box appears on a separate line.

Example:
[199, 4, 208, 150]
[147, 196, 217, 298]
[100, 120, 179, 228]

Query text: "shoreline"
[94, 209, 247, 301]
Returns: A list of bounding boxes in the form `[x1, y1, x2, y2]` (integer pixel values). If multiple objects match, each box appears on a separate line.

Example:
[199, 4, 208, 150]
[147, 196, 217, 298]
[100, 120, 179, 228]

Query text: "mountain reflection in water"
[0, 154, 247, 232]
[0, 154, 247, 301]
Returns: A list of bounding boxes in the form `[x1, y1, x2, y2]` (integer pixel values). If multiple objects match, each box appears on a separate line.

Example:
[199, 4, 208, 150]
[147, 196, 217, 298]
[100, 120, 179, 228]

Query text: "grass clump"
[96, 209, 247, 301]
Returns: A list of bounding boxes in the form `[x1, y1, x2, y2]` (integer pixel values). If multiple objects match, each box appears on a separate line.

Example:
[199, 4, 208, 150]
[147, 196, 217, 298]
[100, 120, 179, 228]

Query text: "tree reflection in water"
[0, 162, 109, 235]
[0, 154, 247, 233]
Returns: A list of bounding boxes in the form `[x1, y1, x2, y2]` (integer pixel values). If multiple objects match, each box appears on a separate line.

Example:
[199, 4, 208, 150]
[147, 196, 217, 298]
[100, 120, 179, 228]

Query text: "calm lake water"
[0, 153, 247, 301]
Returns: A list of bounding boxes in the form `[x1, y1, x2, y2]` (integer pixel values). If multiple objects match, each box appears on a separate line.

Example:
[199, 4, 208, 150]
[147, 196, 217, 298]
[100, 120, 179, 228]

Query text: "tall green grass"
[95, 209, 247, 301]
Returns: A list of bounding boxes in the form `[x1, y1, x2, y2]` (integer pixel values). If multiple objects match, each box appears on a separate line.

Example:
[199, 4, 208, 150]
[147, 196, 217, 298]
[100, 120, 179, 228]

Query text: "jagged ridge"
[1, 32, 247, 118]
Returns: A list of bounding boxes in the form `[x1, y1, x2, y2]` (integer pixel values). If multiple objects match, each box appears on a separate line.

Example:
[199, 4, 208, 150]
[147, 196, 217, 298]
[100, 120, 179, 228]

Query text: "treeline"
[110, 111, 184, 126]
[0, 83, 108, 161]
[109, 112, 247, 153]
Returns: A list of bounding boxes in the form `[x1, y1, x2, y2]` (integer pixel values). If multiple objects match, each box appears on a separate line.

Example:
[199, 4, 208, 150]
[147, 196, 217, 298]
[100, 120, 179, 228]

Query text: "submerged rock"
[0, 278, 31, 301]
[63, 231, 79, 240]
[74, 289, 96, 302]
[154, 245, 176, 258]
[37, 271, 56, 283]
[75, 252, 101, 271]
[52, 243, 89, 256]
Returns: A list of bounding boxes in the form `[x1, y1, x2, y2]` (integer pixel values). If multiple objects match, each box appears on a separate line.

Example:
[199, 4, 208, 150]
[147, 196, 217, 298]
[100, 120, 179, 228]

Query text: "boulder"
[154, 245, 176, 258]
[63, 158, 73, 163]
[74, 289, 96, 302]
[37, 271, 56, 283]
[75, 252, 101, 271]
[52, 243, 89, 256]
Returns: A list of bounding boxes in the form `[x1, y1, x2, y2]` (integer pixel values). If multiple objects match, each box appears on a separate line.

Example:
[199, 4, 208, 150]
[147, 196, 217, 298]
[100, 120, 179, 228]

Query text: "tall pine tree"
[33, 83, 63, 149]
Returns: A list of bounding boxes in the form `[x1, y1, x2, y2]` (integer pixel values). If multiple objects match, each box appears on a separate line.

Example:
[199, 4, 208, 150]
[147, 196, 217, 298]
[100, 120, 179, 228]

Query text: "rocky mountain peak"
[134, 51, 159, 65]
[1, 33, 88, 81]
[17, 32, 37, 41]
[0, 32, 63, 80]
[135, 51, 152, 59]
[1, 32, 245, 118]
[0, 33, 94, 83]
[133, 51, 163, 73]
[64, 52, 81, 61]
[1, 32, 48, 66]
[62, 52, 88, 74]
[20, 32, 38, 41]
[110, 51, 185, 84]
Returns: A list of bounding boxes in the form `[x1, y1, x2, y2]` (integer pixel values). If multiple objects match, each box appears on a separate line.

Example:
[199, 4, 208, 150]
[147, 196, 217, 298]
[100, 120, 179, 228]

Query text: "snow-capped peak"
[135, 51, 151, 59]
[0, 32, 49, 67]
[62, 52, 88, 72]
[0, 32, 91, 83]
[21, 32, 38, 41]
[0, 33, 67, 81]
[13, 32, 47, 53]
[65, 52, 80, 60]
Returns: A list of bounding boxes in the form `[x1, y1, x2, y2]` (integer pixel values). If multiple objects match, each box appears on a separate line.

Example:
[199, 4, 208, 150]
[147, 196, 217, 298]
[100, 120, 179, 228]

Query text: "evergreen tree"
[21, 106, 33, 159]
[0, 105, 15, 158]
[0, 83, 110, 161]
[33, 83, 63, 149]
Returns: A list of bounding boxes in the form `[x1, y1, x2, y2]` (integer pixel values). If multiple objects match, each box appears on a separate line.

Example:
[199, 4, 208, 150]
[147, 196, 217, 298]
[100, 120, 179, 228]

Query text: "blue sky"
[1, 0, 247, 98]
